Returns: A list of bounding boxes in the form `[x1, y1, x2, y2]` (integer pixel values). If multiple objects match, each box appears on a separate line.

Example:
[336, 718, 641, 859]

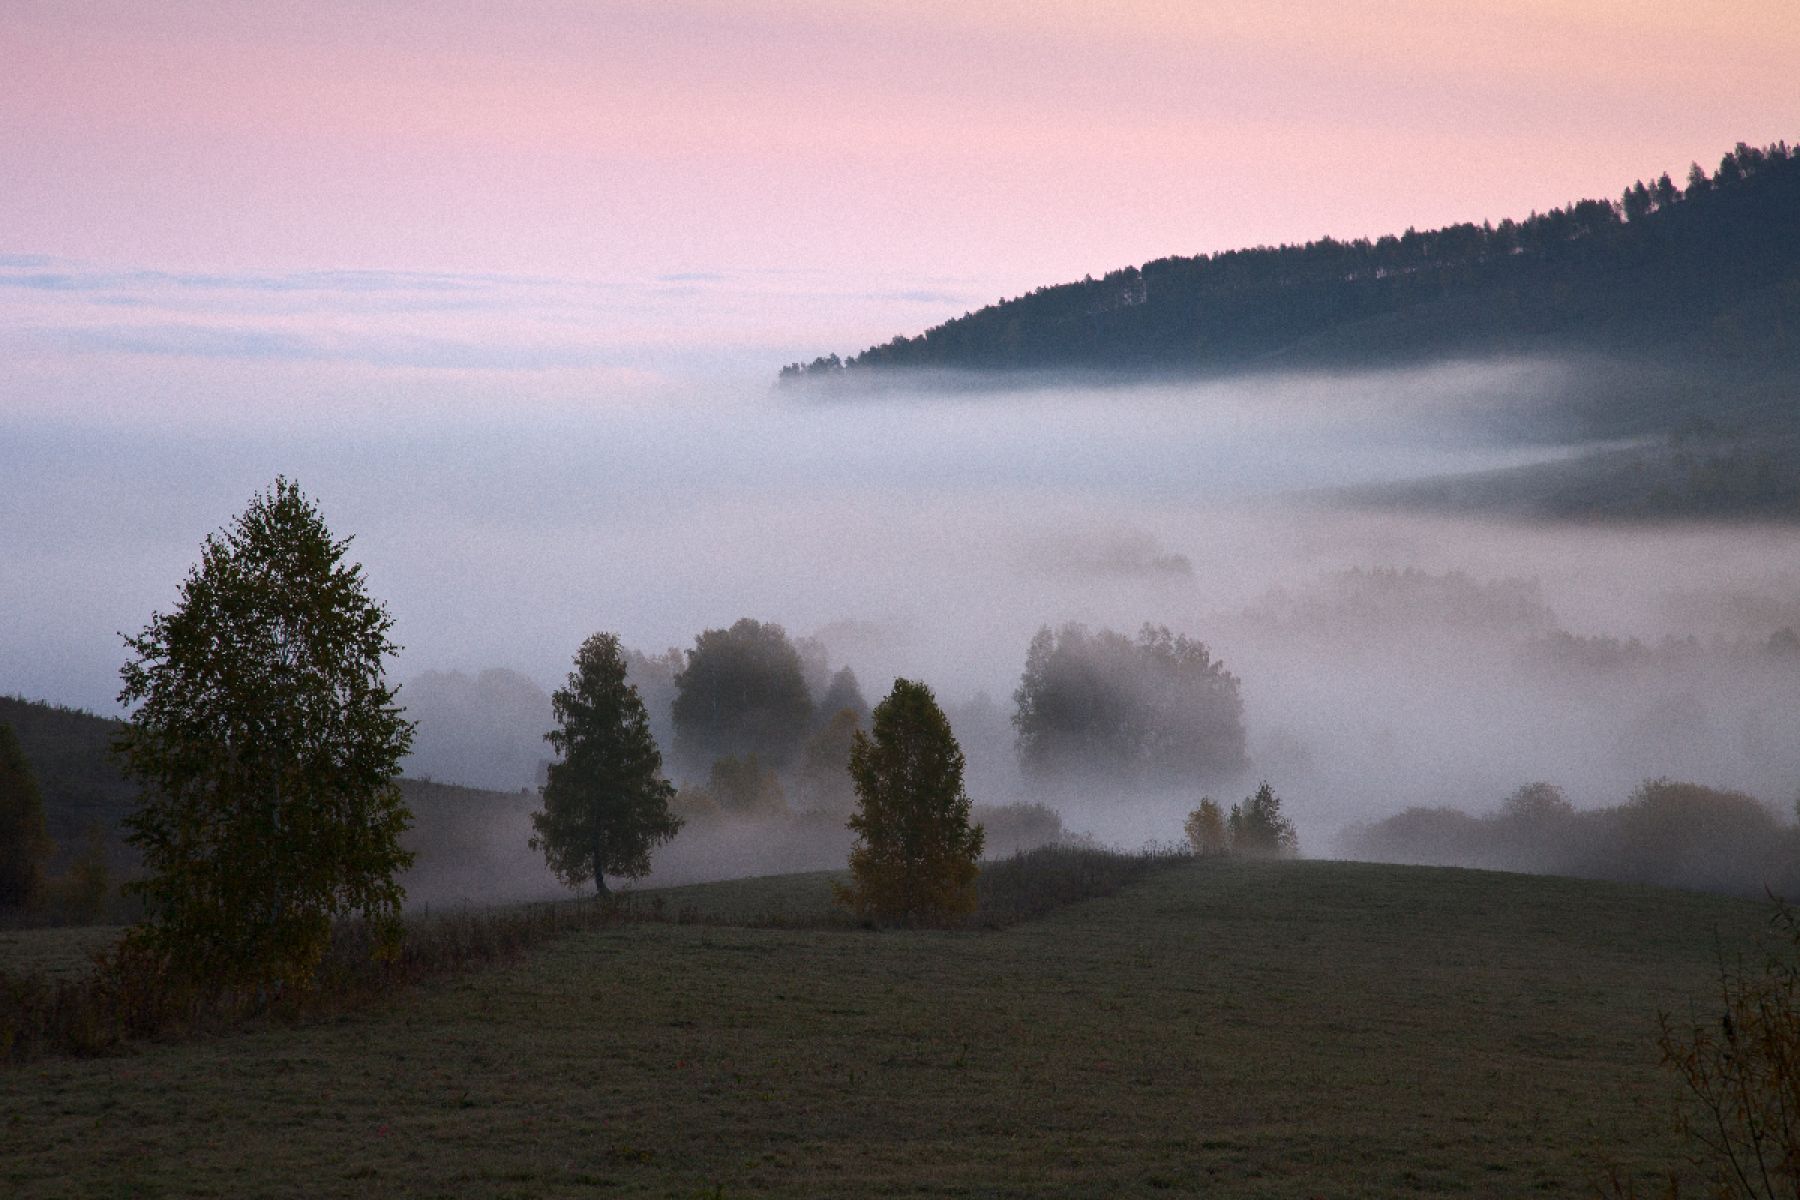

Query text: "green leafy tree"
[836, 679, 985, 925]
[0, 722, 54, 909]
[670, 618, 814, 773]
[116, 478, 415, 989]
[532, 633, 682, 895]
[1228, 782, 1298, 856]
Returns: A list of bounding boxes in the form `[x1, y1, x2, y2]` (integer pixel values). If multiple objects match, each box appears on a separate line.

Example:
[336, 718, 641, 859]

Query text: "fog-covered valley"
[11, 358, 1792, 898]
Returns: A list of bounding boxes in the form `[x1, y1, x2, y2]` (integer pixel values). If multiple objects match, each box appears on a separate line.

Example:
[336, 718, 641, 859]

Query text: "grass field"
[0, 858, 1769, 1197]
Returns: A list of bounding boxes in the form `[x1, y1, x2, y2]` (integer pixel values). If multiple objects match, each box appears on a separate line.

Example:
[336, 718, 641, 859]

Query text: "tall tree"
[836, 679, 984, 925]
[117, 477, 415, 989]
[0, 722, 53, 909]
[532, 633, 682, 895]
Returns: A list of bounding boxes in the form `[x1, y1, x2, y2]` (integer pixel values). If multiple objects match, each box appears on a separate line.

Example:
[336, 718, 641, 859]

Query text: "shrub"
[1636, 904, 1800, 1198]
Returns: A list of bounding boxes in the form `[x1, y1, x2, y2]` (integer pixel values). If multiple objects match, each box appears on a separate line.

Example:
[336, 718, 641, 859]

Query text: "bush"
[1608, 903, 1800, 1199]
[973, 844, 1189, 927]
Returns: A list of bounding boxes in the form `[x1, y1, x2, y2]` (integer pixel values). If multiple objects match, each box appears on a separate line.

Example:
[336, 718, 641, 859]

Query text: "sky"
[5, 0, 1799, 372]
[4, 1, 1800, 844]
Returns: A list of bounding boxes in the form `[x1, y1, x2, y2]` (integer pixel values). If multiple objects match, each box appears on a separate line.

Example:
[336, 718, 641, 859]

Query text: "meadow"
[0, 857, 1769, 1198]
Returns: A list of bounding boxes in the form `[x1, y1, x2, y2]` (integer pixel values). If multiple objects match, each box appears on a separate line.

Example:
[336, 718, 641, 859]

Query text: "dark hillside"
[783, 141, 1800, 383]
[0, 697, 132, 872]
[1, 695, 542, 899]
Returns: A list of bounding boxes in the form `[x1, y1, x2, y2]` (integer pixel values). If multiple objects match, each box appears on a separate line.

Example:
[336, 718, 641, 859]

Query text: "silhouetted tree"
[671, 618, 814, 774]
[0, 722, 53, 909]
[116, 478, 415, 988]
[836, 679, 985, 924]
[532, 633, 682, 895]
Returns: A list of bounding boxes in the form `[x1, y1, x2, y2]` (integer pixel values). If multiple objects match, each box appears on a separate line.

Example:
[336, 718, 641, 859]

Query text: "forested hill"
[781, 141, 1800, 382]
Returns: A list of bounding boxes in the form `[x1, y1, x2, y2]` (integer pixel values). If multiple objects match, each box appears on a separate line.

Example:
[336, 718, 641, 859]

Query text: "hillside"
[1, 859, 1769, 1197]
[782, 141, 1800, 390]
[0, 696, 133, 873]
[0, 696, 550, 900]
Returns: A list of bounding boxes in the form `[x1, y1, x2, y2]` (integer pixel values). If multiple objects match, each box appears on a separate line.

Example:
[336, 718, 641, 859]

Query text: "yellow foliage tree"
[1183, 798, 1228, 855]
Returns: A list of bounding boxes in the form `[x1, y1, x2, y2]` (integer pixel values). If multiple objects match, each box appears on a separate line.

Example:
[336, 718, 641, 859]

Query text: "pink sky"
[5, 0, 1799, 351]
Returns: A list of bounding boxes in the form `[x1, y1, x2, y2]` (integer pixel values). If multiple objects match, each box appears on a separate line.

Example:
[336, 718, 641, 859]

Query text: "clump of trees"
[1228, 783, 1298, 856]
[836, 679, 985, 925]
[1344, 778, 1800, 897]
[1013, 623, 1247, 785]
[0, 722, 54, 909]
[116, 478, 416, 989]
[532, 633, 682, 895]
[1183, 785, 1297, 856]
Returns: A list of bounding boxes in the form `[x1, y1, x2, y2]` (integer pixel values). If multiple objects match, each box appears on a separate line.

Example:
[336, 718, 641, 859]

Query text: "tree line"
[781, 139, 1800, 379]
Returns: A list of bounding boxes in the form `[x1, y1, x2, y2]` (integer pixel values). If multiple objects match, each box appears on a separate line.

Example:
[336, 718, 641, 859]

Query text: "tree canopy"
[836, 679, 984, 925]
[532, 632, 682, 894]
[671, 618, 814, 774]
[1013, 623, 1247, 785]
[116, 477, 415, 988]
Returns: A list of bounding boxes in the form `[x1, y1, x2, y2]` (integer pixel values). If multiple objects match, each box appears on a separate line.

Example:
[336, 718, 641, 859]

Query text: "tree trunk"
[593, 830, 608, 896]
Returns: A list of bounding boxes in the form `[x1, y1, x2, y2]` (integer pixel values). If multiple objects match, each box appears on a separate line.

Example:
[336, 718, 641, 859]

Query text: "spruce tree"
[532, 633, 682, 894]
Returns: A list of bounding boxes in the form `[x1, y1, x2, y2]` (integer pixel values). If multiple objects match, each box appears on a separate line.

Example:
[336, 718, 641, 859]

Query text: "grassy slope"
[1, 859, 1766, 1198]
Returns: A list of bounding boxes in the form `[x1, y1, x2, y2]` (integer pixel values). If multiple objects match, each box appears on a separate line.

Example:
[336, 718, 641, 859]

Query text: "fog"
[6, 360, 1799, 898]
